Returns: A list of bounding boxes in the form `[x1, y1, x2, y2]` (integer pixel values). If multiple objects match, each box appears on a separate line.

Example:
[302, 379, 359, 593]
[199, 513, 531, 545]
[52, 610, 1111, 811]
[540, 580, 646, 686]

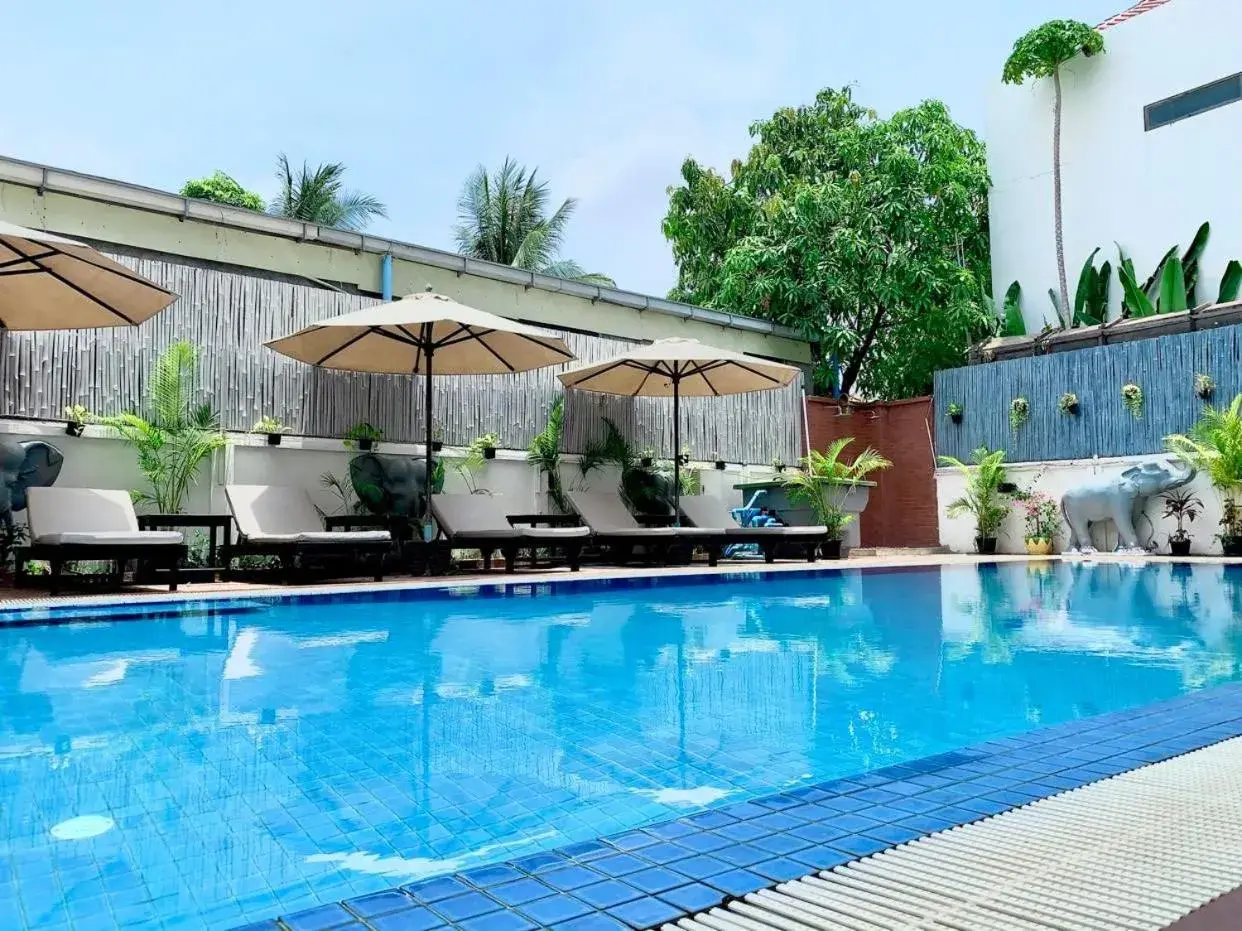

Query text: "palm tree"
[454, 158, 614, 286]
[1003, 21, 1105, 326]
[268, 154, 387, 232]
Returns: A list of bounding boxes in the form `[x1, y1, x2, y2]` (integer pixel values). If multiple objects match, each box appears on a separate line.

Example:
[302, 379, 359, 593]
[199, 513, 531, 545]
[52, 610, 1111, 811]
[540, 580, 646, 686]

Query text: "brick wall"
[805, 396, 939, 548]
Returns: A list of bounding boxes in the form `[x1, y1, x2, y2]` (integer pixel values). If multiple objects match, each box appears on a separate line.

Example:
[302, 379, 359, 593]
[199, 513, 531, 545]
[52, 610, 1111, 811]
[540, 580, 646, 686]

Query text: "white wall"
[0, 418, 782, 528]
[987, 0, 1242, 331]
[935, 453, 1222, 554]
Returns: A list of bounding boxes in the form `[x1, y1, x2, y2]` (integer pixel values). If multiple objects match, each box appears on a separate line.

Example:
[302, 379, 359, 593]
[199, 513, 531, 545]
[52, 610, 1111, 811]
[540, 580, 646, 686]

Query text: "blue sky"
[3, 0, 1123, 297]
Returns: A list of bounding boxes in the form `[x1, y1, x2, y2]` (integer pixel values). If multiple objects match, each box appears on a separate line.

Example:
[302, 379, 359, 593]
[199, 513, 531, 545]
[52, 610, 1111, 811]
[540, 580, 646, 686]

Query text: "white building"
[987, 0, 1242, 331]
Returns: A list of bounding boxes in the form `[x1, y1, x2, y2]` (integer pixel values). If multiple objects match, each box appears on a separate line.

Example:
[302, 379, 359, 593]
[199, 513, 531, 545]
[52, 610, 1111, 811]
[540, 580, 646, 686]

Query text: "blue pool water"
[1, 561, 1240, 929]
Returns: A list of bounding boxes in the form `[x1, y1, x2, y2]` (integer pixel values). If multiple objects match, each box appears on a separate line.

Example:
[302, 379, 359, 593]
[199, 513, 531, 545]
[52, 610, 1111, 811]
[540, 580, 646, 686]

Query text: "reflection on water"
[0, 563, 1240, 929]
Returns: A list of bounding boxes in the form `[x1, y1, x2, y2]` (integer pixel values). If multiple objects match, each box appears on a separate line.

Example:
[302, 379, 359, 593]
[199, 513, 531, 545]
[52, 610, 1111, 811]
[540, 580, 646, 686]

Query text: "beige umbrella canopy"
[266, 289, 575, 520]
[558, 337, 801, 517]
[0, 221, 176, 329]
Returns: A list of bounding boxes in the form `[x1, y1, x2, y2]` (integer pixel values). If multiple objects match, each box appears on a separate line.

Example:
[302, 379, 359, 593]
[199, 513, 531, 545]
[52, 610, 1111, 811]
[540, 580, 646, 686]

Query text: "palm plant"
[454, 158, 614, 285]
[528, 396, 568, 512]
[98, 341, 228, 513]
[269, 154, 387, 231]
[938, 447, 1012, 547]
[1166, 395, 1242, 548]
[782, 438, 893, 540]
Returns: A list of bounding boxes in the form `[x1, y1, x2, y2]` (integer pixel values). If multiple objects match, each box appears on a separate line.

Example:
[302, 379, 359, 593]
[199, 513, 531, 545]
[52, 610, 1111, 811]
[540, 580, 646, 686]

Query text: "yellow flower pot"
[1025, 538, 1053, 556]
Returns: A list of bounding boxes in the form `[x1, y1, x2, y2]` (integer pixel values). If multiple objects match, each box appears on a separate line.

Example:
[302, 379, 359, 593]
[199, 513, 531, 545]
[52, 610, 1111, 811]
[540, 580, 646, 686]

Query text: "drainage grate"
[665, 736, 1242, 930]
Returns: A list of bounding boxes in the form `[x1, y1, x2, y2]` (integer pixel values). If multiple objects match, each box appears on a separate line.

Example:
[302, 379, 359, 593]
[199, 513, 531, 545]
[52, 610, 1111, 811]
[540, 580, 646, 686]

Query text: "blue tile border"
[249, 681, 1242, 931]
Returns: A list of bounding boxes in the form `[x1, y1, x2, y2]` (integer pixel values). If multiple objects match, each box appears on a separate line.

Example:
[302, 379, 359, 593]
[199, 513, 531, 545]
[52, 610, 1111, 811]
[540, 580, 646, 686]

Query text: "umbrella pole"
[672, 378, 681, 526]
[424, 348, 435, 530]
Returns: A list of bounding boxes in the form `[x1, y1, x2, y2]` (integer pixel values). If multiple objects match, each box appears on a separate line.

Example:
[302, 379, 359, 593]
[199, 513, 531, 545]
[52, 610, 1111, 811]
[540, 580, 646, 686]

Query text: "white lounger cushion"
[226, 485, 391, 543]
[26, 488, 184, 546]
[432, 494, 590, 541]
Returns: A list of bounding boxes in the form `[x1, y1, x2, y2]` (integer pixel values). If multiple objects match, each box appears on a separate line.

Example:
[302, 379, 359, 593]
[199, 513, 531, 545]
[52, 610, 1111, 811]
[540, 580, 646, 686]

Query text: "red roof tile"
[1097, 0, 1174, 30]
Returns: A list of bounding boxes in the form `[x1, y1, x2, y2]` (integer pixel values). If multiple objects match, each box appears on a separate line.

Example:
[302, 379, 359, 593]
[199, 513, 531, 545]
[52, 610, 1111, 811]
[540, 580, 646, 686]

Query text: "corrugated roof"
[1098, 0, 1174, 30]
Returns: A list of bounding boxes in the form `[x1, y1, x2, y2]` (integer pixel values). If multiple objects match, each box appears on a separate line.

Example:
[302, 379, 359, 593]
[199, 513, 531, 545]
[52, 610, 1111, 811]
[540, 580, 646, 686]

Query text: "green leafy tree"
[268, 154, 387, 231]
[181, 171, 265, 211]
[1003, 20, 1106, 325]
[454, 157, 614, 286]
[663, 87, 992, 399]
[98, 341, 228, 513]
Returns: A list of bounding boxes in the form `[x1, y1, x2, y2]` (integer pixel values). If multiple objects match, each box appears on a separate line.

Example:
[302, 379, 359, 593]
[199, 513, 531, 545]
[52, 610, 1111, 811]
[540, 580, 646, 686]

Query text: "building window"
[1145, 73, 1242, 131]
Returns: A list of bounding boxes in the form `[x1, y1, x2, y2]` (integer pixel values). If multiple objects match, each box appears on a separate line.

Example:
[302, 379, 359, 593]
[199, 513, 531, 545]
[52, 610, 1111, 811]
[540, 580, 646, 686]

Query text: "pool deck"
[6, 554, 1241, 930]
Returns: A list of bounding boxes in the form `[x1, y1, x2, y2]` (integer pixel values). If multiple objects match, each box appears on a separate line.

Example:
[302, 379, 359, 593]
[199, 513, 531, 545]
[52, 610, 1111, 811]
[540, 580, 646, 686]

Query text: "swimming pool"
[1, 561, 1239, 929]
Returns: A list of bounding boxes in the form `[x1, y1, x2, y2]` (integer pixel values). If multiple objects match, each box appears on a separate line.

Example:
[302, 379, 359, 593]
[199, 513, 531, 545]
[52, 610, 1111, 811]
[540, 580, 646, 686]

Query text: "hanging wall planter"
[1058, 392, 1080, 416]
[1121, 382, 1144, 418]
[1009, 397, 1029, 431]
[1195, 373, 1215, 401]
[947, 402, 963, 424]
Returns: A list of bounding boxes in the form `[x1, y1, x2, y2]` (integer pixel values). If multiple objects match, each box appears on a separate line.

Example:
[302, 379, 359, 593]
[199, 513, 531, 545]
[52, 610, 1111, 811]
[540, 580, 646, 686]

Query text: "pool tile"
[432, 892, 501, 922]
[714, 821, 768, 843]
[686, 811, 736, 830]
[462, 866, 525, 889]
[606, 896, 684, 929]
[644, 821, 696, 841]
[751, 832, 811, 856]
[666, 855, 729, 881]
[713, 843, 769, 868]
[791, 845, 855, 871]
[540, 866, 606, 892]
[673, 832, 731, 854]
[830, 835, 890, 858]
[573, 880, 643, 909]
[404, 877, 471, 904]
[592, 854, 648, 878]
[625, 868, 689, 895]
[814, 796, 871, 813]
[512, 853, 570, 874]
[636, 842, 695, 865]
[719, 802, 768, 821]
[550, 916, 630, 931]
[658, 882, 727, 912]
[456, 911, 534, 931]
[753, 794, 802, 811]
[788, 822, 849, 844]
[519, 894, 593, 925]
[344, 890, 415, 919]
[751, 812, 801, 833]
[704, 869, 769, 897]
[369, 908, 446, 931]
[562, 841, 613, 862]
[282, 904, 355, 930]
[862, 823, 923, 845]
[895, 814, 960, 834]
[751, 858, 812, 882]
[489, 879, 554, 907]
[605, 831, 659, 852]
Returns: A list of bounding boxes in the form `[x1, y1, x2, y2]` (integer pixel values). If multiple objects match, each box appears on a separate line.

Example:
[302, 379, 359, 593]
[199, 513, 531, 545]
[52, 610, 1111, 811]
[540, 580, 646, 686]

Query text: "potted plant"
[251, 415, 288, 446]
[939, 446, 1012, 555]
[639, 447, 655, 468]
[782, 438, 892, 558]
[1162, 490, 1203, 557]
[63, 404, 91, 437]
[1122, 382, 1143, 418]
[1017, 491, 1059, 555]
[1058, 392, 1079, 416]
[677, 445, 692, 466]
[1195, 373, 1215, 401]
[771, 455, 786, 473]
[711, 451, 727, 471]
[431, 425, 445, 452]
[1165, 394, 1242, 557]
[1221, 499, 1242, 558]
[472, 432, 501, 460]
[344, 422, 383, 452]
[946, 402, 963, 424]
[1009, 397, 1029, 431]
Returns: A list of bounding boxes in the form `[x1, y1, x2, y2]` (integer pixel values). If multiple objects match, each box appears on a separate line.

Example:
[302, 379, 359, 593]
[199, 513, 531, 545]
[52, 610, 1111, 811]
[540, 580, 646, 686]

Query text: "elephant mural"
[1061, 459, 1196, 554]
[0, 440, 64, 529]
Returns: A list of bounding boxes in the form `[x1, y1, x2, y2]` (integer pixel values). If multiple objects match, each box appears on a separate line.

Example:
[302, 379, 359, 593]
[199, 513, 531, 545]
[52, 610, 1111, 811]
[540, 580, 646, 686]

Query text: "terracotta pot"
[1025, 538, 1053, 556]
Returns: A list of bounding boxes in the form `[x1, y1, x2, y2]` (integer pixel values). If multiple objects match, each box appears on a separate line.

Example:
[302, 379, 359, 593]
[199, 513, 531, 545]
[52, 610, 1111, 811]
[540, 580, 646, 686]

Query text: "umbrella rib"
[699, 368, 722, 397]
[42, 241, 177, 294]
[432, 323, 475, 350]
[466, 328, 517, 373]
[563, 357, 641, 387]
[724, 360, 785, 384]
[515, 333, 575, 360]
[396, 324, 430, 349]
[631, 366, 656, 397]
[0, 250, 57, 271]
[0, 237, 144, 324]
[314, 328, 373, 366]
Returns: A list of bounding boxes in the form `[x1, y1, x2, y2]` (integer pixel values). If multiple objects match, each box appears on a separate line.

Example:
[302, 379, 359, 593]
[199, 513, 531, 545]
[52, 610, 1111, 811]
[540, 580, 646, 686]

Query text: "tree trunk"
[837, 310, 886, 398]
[1052, 67, 1070, 327]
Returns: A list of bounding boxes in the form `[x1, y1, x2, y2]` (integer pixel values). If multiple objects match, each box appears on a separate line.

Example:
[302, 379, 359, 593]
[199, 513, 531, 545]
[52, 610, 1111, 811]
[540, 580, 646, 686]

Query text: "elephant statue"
[1061, 459, 1196, 554]
[348, 453, 441, 519]
[0, 440, 64, 529]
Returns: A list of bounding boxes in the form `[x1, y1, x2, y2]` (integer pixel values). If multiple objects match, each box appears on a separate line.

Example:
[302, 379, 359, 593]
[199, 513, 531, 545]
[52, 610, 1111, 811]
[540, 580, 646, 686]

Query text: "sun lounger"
[679, 494, 828, 563]
[22, 487, 186, 594]
[224, 484, 391, 582]
[566, 490, 719, 565]
[430, 494, 588, 573]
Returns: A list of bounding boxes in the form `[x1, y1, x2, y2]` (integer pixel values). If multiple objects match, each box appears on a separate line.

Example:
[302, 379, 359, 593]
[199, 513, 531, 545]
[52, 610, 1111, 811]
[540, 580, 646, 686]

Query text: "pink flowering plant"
[1018, 491, 1060, 544]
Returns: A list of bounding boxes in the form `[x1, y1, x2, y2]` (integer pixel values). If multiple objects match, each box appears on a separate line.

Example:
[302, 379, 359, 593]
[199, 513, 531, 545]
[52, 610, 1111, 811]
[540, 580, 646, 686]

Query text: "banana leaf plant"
[1220, 260, 1242, 304]
[1072, 247, 1111, 326]
[1000, 281, 1025, 336]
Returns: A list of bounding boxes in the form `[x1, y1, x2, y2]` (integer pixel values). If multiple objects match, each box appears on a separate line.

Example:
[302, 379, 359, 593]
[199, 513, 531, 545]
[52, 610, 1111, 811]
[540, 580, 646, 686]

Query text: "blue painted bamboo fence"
[933, 324, 1242, 463]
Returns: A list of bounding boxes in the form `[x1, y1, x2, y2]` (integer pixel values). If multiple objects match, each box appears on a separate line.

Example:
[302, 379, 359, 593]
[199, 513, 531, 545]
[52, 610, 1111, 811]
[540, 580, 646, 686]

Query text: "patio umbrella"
[557, 337, 801, 521]
[265, 288, 575, 521]
[0, 221, 176, 328]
